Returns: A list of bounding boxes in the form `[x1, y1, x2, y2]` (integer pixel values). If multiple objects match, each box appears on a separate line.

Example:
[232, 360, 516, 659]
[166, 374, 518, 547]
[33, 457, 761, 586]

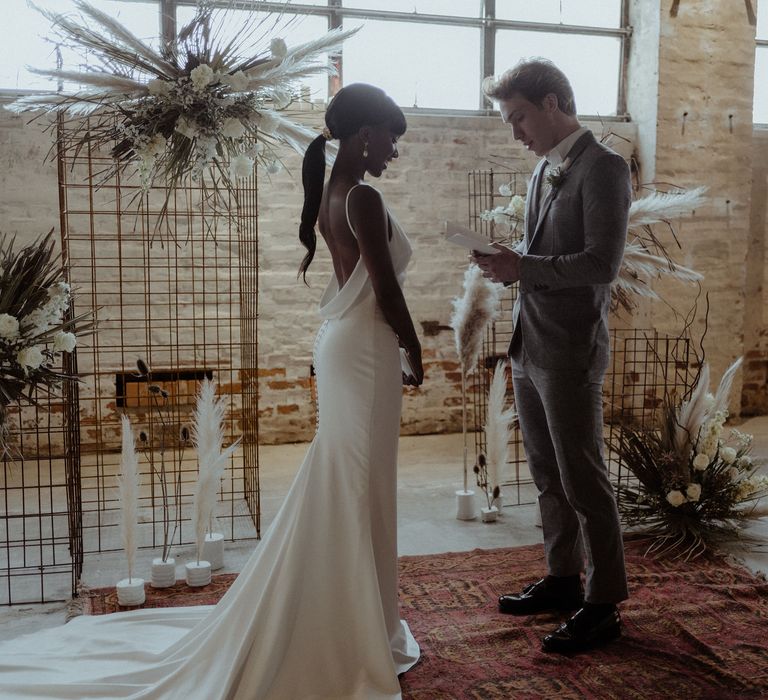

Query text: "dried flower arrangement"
[612, 358, 768, 559]
[8, 1, 356, 229]
[0, 231, 93, 456]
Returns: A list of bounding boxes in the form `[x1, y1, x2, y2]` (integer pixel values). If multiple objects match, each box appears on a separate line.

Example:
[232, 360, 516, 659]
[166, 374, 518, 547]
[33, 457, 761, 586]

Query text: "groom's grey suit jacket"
[510, 131, 631, 372]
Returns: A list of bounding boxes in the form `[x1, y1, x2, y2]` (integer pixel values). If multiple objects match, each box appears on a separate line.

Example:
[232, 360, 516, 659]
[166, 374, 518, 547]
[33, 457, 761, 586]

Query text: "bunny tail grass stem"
[462, 367, 468, 493]
[118, 414, 141, 583]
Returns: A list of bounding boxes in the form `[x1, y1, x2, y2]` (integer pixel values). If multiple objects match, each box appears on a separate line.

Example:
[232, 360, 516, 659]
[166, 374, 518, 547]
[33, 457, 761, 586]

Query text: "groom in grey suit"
[473, 58, 630, 653]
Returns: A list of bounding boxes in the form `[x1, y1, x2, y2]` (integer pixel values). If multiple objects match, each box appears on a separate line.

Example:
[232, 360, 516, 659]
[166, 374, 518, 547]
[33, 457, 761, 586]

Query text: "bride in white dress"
[0, 83, 423, 700]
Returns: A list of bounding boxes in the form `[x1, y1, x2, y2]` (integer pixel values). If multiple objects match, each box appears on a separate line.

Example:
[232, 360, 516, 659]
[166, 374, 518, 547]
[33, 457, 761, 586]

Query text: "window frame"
[756, 37, 768, 126]
[1, 0, 632, 120]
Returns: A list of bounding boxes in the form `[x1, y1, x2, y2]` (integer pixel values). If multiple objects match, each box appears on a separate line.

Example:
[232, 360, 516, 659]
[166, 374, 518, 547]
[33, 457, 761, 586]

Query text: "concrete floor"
[2, 419, 767, 641]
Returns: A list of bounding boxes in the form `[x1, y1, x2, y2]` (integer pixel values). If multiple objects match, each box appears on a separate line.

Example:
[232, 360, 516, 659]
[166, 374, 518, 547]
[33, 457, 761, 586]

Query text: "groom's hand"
[471, 243, 521, 285]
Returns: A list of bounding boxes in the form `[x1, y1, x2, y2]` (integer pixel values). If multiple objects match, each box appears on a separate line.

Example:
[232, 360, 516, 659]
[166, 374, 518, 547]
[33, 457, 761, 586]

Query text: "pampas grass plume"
[618, 242, 703, 301]
[451, 264, 501, 372]
[192, 379, 240, 562]
[674, 363, 711, 458]
[711, 357, 743, 417]
[117, 414, 141, 582]
[484, 360, 516, 497]
[628, 187, 707, 230]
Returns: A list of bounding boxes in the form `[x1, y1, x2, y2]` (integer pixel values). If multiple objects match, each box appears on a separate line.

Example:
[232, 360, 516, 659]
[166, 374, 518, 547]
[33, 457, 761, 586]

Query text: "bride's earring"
[363, 141, 368, 158]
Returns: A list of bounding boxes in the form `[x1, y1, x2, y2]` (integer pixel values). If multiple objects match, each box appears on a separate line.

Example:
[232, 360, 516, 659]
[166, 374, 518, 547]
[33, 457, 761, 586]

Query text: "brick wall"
[2, 0, 766, 440]
[627, 0, 757, 414]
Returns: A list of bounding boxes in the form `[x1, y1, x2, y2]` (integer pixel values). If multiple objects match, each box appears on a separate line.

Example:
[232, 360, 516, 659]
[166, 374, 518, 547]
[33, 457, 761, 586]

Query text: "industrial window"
[755, 4, 768, 123]
[1, 0, 628, 117]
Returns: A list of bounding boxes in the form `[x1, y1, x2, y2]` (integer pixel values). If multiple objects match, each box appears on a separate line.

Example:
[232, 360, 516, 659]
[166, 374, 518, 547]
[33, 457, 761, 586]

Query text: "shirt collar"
[545, 126, 589, 168]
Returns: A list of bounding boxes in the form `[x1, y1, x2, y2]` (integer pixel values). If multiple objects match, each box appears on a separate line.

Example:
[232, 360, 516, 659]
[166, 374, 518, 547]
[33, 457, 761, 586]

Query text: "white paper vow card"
[444, 221, 500, 255]
[400, 348, 416, 379]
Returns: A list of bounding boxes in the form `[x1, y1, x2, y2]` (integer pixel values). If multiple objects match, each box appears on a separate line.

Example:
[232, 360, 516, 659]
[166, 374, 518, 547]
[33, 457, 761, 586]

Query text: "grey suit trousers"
[512, 347, 628, 604]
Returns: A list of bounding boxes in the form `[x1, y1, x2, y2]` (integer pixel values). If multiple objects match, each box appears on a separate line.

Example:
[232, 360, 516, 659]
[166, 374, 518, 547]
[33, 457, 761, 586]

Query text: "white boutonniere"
[545, 156, 573, 192]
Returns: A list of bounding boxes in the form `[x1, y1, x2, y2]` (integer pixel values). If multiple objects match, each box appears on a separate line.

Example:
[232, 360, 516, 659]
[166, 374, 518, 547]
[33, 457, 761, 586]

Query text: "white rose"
[229, 154, 254, 179]
[692, 453, 710, 471]
[265, 160, 282, 175]
[175, 117, 198, 140]
[21, 309, 51, 337]
[0, 313, 20, 341]
[47, 280, 70, 300]
[17, 345, 45, 371]
[222, 118, 246, 139]
[256, 110, 279, 135]
[508, 194, 526, 218]
[719, 446, 737, 464]
[222, 70, 249, 92]
[490, 206, 508, 226]
[736, 455, 752, 469]
[190, 63, 215, 91]
[685, 483, 701, 502]
[196, 136, 218, 164]
[271, 37, 288, 58]
[147, 78, 172, 96]
[53, 331, 76, 353]
[666, 490, 686, 507]
[498, 183, 512, 197]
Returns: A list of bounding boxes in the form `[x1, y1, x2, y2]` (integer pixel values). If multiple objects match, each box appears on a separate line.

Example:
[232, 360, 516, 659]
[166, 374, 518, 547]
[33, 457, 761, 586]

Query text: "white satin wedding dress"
[0, 185, 420, 699]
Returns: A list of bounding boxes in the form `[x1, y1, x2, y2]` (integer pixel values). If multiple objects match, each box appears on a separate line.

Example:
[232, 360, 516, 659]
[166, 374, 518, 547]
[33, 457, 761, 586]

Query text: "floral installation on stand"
[474, 359, 517, 521]
[8, 1, 356, 230]
[450, 265, 501, 497]
[479, 182, 706, 314]
[612, 356, 768, 559]
[133, 358, 190, 564]
[0, 231, 93, 457]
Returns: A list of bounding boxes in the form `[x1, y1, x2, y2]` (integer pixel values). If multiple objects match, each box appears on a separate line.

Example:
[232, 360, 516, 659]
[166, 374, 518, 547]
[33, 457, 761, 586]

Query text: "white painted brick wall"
[1, 0, 764, 439]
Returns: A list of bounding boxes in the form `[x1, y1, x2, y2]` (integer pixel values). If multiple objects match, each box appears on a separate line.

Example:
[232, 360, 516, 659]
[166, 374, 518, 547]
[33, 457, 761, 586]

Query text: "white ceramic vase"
[202, 533, 225, 571]
[116, 577, 145, 606]
[481, 505, 499, 523]
[455, 489, 476, 521]
[492, 494, 504, 515]
[185, 560, 212, 587]
[150, 557, 176, 588]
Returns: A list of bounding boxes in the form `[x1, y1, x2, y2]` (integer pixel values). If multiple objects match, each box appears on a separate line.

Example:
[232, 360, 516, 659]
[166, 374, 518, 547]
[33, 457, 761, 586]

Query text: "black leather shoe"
[542, 605, 621, 653]
[498, 577, 584, 616]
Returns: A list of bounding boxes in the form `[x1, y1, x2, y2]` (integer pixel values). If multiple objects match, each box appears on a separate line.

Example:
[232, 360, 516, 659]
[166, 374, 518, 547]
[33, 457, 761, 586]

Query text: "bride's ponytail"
[298, 85, 405, 282]
[298, 134, 327, 283]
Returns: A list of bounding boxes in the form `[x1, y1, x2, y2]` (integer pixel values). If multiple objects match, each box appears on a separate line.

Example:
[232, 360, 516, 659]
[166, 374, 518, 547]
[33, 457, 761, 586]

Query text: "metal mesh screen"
[0, 119, 262, 604]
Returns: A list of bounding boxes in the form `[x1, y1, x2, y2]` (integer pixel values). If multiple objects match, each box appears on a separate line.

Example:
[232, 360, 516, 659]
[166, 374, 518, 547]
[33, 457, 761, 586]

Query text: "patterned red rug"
[81, 540, 768, 699]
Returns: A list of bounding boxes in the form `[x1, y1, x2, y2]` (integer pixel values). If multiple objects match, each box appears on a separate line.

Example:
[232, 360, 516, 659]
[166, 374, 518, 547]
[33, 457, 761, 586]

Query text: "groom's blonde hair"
[483, 58, 577, 116]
